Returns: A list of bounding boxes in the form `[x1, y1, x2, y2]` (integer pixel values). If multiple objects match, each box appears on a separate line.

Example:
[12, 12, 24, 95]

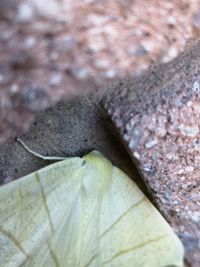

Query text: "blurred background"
[0, 0, 200, 143]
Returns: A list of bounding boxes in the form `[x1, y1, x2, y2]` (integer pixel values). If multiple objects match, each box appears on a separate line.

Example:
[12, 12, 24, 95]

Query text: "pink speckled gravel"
[0, 0, 200, 143]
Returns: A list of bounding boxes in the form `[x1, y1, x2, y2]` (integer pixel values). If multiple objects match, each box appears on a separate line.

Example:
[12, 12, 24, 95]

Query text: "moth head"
[81, 150, 113, 195]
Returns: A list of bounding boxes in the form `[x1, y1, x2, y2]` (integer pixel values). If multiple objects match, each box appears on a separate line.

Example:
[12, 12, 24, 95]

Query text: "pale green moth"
[0, 140, 184, 267]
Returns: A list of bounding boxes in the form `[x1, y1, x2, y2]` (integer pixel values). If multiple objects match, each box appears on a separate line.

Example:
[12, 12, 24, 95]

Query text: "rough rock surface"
[0, 0, 199, 144]
[103, 42, 200, 266]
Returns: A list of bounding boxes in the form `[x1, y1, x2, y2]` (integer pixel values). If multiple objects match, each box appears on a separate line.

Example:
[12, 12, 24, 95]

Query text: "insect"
[0, 139, 184, 267]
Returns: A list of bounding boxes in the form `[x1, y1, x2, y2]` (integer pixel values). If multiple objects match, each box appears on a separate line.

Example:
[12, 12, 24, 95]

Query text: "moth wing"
[39, 152, 184, 267]
[97, 166, 184, 267]
[0, 157, 84, 267]
[0, 151, 184, 267]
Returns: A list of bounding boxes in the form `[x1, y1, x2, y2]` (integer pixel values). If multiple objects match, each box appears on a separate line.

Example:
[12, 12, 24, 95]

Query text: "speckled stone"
[103, 42, 200, 267]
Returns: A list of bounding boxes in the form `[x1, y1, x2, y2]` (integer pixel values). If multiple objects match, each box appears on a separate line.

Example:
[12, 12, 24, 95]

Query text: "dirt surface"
[0, 0, 200, 144]
[0, 90, 145, 190]
[103, 42, 200, 266]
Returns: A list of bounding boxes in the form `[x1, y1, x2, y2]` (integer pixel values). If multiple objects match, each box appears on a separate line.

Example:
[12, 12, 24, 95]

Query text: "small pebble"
[22, 86, 49, 111]
[177, 169, 184, 175]
[143, 164, 155, 174]
[128, 44, 148, 57]
[24, 36, 36, 48]
[133, 151, 140, 159]
[49, 73, 62, 86]
[182, 184, 188, 189]
[95, 59, 110, 69]
[104, 69, 117, 79]
[186, 101, 193, 107]
[57, 36, 75, 52]
[192, 81, 200, 92]
[193, 104, 200, 114]
[179, 124, 199, 138]
[0, 73, 4, 83]
[123, 133, 129, 142]
[166, 153, 178, 161]
[180, 176, 185, 181]
[10, 84, 19, 93]
[145, 139, 157, 149]
[16, 3, 34, 22]
[30, 0, 61, 19]
[162, 47, 178, 63]
[184, 166, 194, 173]
[71, 67, 89, 80]
[128, 127, 142, 149]
[166, 16, 176, 26]
[125, 119, 135, 132]
[190, 211, 200, 223]
[87, 14, 107, 26]
[174, 97, 182, 107]
[50, 52, 58, 61]
[141, 41, 154, 53]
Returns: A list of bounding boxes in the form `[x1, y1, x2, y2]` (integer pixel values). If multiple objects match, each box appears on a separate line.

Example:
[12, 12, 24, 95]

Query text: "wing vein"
[0, 225, 30, 259]
[101, 197, 146, 238]
[83, 252, 100, 267]
[35, 172, 54, 233]
[47, 241, 60, 267]
[102, 234, 169, 266]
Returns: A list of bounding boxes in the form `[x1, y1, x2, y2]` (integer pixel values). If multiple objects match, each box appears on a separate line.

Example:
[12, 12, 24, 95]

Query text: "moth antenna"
[16, 138, 67, 161]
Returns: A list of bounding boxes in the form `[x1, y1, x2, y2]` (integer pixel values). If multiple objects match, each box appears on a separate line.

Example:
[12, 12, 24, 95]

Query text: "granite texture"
[103, 42, 200, 266]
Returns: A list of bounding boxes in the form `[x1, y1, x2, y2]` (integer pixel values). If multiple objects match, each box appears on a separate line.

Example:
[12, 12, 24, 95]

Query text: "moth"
[0, 140, 184, 266]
